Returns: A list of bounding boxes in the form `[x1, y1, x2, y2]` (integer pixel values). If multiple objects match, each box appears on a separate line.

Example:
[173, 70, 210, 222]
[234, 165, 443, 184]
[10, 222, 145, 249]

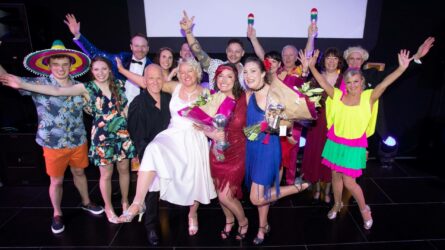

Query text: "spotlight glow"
[383, 136, 397, 147]
[299, 137, 306, 147]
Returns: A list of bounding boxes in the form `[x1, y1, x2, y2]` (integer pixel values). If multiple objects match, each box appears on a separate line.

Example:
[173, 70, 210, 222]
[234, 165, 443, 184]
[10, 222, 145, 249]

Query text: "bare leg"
[256, 204, 270, 240]
[188, 201, 199, 235]
[342, 175, 371, 221]
[70, 167, 91, 205]
[331, 171, 343, 205]
[49, 176, 64, 216]
[99, 164, 115, 217]
[314, 181, 321, 199]
[218, 183, 248, 238]
[249, 181, 309, 207]
[116, 159, 130, 209]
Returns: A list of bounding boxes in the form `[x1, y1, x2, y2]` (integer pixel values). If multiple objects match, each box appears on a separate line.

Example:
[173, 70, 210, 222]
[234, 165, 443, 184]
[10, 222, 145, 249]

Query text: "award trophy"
[212, 114, 229, 161]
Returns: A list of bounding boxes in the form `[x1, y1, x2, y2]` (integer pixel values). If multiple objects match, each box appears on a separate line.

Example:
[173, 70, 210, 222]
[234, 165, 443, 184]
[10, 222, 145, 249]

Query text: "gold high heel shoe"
[327, 202, 343, 220]
[119, 202, 146, 223]
[361, 205, 373, 230]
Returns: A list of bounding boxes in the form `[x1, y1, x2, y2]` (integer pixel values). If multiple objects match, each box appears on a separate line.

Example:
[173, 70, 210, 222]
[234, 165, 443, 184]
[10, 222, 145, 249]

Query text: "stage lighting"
[378, 136, 398, 167]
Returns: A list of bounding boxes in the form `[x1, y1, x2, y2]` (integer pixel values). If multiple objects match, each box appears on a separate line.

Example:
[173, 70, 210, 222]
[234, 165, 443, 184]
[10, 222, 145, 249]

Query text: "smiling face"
[159, 49, 173, 70]
[324, 55, 339, 72]
[226, 42, 244, 64]
[130, 36, 149, 60]
[266, 57, 281, 75]
[243, 61, 266, 90]
[48, 57, 72, 81]
[144, 64, 164, 95]
[344, 73, 364, 95]
[346, 52, 364, 69]
[281, 46, 298, 69]
[180, 43, 193, 60]
[178, 63, 198, 87]
[91, 60, 111, 83]
[216, 69, 236, 95]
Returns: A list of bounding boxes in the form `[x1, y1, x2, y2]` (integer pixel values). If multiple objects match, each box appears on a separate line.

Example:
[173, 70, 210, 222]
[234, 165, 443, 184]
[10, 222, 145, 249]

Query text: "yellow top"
[325, 88, 378, 139]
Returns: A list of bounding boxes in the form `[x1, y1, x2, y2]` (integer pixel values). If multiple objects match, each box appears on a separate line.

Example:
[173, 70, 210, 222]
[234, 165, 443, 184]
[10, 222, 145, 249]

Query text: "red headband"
[214, 65, 235, 82]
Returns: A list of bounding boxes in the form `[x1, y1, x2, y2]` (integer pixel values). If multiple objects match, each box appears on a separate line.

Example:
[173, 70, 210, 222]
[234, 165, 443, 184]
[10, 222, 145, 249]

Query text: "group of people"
[0, 10, 435, 246]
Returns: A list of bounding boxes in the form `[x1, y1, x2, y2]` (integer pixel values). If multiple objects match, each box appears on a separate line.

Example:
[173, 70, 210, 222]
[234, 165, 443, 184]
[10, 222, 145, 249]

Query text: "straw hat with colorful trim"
[23, 40, 90, 78]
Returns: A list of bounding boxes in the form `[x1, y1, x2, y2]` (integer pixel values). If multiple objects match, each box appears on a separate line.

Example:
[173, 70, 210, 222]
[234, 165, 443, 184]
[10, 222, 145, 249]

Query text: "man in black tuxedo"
[127, 64, 171, 246]
[64, 13, 152, 105]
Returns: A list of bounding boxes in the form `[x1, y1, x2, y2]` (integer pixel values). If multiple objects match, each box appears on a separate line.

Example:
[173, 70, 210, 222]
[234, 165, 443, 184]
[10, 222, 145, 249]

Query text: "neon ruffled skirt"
[321, 139, 366, 178]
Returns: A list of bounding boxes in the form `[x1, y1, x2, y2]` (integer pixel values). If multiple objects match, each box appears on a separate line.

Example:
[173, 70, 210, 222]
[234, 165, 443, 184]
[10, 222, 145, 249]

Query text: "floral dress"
[84, 80, 136, 166]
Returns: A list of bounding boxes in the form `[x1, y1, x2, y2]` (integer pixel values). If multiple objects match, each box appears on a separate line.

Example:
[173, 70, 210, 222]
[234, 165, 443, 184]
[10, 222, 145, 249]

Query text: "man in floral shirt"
[0, 40, 104, 234]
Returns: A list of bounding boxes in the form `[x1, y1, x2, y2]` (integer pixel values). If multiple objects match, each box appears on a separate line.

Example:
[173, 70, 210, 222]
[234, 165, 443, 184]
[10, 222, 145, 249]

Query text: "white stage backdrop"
[144, 0, 368, 38]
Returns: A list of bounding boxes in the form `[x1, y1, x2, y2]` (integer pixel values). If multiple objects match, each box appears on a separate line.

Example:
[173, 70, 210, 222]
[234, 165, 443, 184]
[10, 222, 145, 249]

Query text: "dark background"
[0, 0, 444, 174]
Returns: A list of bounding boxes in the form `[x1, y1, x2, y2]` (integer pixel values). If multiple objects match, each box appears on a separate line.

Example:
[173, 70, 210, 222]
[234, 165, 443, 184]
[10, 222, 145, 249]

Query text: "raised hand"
[308, 23, 318, 38]
[180, 10, 195, 32]
[308, 49, 320, 69]
[64, 13, 81, 37]
[247, 25, 257, 40]
[398, 49, 413, 69]
[115, 57, 124, 71]
[414, 36, 435, 60]
[297, 49, 309, 70]
[0, 74, 22, 89]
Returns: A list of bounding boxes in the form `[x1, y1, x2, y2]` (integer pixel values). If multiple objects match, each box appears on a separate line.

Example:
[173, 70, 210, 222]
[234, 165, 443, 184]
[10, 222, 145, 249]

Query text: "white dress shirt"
[125, 57, 146, 105]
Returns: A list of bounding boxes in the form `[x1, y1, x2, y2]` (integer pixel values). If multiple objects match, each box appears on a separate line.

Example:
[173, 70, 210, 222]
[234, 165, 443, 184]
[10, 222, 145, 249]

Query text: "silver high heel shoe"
[327, 202, 343, 220]
[361, 205, 373, 230]
[119, 201, 146, 223]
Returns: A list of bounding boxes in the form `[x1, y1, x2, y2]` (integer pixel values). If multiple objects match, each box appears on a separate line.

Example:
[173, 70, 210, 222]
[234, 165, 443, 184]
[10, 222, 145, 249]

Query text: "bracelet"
[185, 29, 192, 34]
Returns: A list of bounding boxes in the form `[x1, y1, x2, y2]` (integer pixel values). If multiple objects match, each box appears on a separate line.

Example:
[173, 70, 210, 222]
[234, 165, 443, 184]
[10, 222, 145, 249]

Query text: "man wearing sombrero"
[0, 40, 104, 234]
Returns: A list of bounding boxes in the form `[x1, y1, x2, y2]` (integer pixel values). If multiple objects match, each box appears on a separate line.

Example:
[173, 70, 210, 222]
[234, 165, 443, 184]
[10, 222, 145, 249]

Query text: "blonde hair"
[343, 46, 369, 61]
[178, 57, 202, 82]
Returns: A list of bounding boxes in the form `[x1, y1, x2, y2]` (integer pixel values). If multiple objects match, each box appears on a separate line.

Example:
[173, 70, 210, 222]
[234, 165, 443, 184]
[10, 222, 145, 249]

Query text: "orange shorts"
[42, 143, 89, 177]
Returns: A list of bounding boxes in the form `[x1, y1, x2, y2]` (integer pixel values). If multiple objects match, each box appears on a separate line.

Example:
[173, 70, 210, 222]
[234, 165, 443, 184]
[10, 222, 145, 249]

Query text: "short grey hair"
[343, 46, 369, 61]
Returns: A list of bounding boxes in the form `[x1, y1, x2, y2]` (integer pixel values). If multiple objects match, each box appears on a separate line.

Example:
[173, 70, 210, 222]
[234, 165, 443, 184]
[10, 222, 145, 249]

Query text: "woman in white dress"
[116, 58, 216, 235]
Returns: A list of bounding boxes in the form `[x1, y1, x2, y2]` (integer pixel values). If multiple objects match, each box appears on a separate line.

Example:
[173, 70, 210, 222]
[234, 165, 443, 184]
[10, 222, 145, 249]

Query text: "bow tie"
[131, 59, 143, 65]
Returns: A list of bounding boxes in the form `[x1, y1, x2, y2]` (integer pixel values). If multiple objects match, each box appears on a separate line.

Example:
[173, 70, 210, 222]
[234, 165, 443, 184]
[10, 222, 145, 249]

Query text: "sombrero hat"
[23, 40, 90, 78]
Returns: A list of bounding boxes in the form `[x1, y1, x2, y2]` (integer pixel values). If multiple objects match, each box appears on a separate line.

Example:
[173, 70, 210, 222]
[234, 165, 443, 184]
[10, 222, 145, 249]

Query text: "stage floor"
[1, 159, 445, 249]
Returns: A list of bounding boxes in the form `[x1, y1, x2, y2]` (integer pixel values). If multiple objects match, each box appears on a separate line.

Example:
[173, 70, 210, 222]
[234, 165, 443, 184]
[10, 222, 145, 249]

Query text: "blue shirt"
[20, 75, 87, 149]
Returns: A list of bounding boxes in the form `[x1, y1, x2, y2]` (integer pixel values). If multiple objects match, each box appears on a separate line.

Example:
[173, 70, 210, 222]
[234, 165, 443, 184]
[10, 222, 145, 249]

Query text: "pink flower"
[260, 121, 268, 132]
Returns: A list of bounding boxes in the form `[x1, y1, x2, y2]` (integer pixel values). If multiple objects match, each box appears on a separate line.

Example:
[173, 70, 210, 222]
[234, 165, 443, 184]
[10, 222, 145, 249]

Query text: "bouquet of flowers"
[178, 91, 236, 161]
[294, 81, 324, 108]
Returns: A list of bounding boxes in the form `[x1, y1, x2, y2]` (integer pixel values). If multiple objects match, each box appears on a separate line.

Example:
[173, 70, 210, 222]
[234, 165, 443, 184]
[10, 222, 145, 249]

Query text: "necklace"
[252, 83, 266, 92]
[182, 86, 198, 101]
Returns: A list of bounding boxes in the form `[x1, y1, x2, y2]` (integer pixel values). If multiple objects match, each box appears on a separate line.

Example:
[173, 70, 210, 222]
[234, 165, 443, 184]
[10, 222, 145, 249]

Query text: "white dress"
[139, 84, 217, 206]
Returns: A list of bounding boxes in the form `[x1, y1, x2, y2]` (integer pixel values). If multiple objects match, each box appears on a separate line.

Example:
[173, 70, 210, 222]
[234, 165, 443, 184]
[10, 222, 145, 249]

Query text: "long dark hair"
[213, 63, 243, 99]
[154, 47, 177, 72]
[90, 56, 123, 113]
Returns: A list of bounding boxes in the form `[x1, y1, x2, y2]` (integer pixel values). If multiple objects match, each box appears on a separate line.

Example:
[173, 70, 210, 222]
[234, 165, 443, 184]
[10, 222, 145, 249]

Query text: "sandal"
[220, 220, 234, 239]
[235, 218, 248, 240]
[252, 224, 271, 245]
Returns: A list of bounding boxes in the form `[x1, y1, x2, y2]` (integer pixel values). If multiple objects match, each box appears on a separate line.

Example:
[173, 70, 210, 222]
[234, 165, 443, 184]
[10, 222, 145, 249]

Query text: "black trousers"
[144, 191, 160, 231]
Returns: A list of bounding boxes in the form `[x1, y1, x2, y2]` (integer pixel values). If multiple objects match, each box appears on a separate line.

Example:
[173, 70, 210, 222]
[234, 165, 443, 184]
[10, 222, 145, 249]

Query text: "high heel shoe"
[294, 175, 311, 192]
[105, 210, 120, 224]
[235, 218, 248, 240]
[188, 215, 199, 236]
[118, 201, 145, 223]
[252, 224, 270, 245]
[327, 202, 343, 220]
[361, 205, 373, 230]
[220, 220, 234, 239]
[121, 200, 129, 212]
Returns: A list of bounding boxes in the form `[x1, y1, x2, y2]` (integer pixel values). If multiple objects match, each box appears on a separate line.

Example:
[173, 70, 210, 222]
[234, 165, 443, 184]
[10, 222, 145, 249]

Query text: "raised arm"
[115, 57, 146, 88]
[0, 73, 87, 97]
[308, 50, 334, 98]
[161, 81, 179, 94]
[180, 11, 212, 70]
[304, 23, 318, 57]
[413, 36, 435, 61]
[370, 49, 412, 104]
[247, 25, 265, 60]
